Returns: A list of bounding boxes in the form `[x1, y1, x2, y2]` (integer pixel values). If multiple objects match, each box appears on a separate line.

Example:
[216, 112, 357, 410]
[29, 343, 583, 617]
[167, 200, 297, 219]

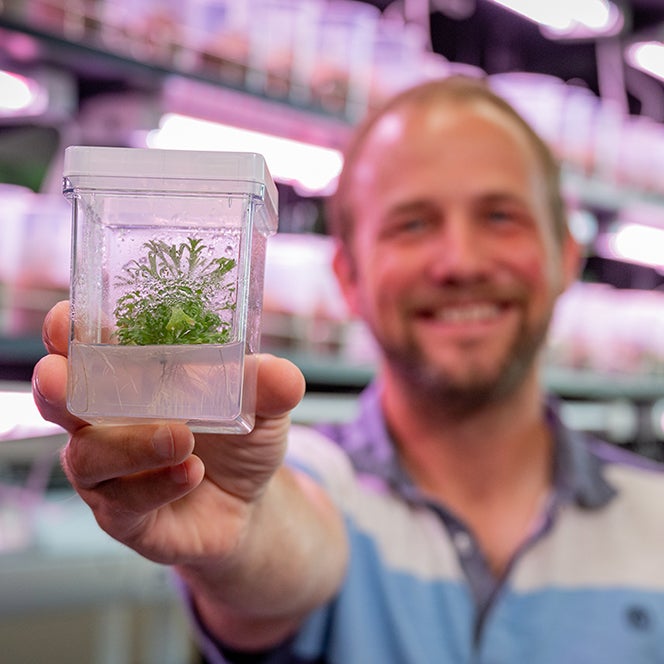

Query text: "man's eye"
[397, 217, 429, 233]
[487, 208, 514, 223]
[486, 207, 532, 229]
[380, 216, 433, 243]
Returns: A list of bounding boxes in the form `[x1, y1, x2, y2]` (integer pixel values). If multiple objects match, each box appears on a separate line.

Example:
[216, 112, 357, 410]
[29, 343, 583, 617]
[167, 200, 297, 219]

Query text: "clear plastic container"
[182, 0, 251, 84]
[101, 0, 184, 64]
[4, 194, 71, 337]
[309, 0, 379, 118]
[369, 18, 429, 107]
[63, 146, 278, 433]
[245, 0, 322, 100]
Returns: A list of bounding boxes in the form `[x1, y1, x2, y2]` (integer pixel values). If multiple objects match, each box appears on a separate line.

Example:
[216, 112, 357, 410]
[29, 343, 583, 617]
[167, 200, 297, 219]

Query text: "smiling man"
[331, 81, 577, 414]
[328, 78, 581, 579]
[34, 77, 664, 663]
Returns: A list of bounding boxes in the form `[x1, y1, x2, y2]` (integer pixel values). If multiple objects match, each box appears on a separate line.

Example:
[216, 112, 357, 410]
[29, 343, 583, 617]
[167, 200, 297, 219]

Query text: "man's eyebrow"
[476, 191, 530, 206]
[385, 199, 436, 215]
[382, 193, 533, 219]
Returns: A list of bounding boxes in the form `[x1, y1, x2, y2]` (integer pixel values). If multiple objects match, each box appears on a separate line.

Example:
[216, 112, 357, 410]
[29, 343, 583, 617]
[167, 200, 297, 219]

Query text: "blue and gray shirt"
[192, 381, 664, 664]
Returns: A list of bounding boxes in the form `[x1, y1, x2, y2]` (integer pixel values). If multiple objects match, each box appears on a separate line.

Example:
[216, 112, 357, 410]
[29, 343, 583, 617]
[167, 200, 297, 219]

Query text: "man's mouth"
[423, 302, 505, 323]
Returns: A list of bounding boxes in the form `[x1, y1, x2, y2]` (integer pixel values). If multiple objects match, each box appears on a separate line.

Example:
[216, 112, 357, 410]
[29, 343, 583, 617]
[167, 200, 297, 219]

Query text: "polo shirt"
[191, 381, 664, 664]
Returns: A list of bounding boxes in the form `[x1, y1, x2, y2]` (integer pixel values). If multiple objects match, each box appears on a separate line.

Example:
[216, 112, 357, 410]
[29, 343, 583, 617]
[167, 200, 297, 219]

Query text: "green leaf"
[113, 237, 237, 346]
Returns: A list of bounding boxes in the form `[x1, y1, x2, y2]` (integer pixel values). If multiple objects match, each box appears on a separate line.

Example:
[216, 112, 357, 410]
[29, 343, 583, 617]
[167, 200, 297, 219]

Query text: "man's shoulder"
[588, 436, 664, 477]
[286, 424, 360, 490]
[586, 438, 664, 521]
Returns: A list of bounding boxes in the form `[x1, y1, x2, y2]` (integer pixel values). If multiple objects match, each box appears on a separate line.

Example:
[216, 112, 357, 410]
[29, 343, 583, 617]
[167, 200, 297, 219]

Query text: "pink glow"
[599, 223, 664, 271]
[0, 69, 48, 116]
[490, 0, 623, 38]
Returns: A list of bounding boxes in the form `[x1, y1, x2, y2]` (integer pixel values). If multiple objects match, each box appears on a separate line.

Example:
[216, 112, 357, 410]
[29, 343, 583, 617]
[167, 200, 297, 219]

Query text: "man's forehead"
[346, 97, 552, 221]
[355, 100, 533, 171]
[365, 109, 407, 144]
[372, 97, 524, 139]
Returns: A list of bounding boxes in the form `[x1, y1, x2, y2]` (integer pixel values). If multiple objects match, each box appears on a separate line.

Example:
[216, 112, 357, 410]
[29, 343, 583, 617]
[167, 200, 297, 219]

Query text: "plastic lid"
[63, 146, 278, 212]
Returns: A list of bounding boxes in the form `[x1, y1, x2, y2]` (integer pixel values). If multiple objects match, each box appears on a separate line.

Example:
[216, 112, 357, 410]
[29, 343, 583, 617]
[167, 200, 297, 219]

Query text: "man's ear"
[560, 228, 582, 293]
[332, 241, 362, 317]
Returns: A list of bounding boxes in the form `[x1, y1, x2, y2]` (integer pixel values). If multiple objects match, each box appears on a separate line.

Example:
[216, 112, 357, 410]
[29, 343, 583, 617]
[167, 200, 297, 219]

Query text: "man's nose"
[426, 215, 488, 283]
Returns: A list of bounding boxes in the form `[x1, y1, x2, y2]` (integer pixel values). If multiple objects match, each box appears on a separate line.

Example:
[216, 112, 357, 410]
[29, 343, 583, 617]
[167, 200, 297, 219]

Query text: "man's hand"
[32, 301, 347, 649]
[32, 300, 305, 564]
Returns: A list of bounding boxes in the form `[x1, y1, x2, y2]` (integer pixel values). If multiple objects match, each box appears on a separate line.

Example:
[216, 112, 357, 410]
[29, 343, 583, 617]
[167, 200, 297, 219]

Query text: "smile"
[431, 302, 504, 323]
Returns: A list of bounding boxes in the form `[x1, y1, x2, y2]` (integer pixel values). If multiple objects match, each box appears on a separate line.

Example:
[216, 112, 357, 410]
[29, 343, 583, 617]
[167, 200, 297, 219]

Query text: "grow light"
[597, 222, 664, 271]
[0, 69, 48, 117]
[489, 0, 624, 39]
[145, 113, 343, 195]
[625, 41, 664, 82]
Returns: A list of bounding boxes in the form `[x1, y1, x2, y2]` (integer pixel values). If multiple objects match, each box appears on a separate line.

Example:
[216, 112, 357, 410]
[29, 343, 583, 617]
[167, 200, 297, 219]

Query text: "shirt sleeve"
[171, 426, 347, 664]
[173, 572, 300, 664]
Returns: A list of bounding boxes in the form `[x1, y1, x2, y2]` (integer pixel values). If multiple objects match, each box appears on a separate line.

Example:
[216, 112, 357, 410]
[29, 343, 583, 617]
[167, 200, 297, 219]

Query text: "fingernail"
[42, 308, 56, 348]
[171, 462, 189, 485]
[32, 372, 50, 404]
[152, 426, 174, 459]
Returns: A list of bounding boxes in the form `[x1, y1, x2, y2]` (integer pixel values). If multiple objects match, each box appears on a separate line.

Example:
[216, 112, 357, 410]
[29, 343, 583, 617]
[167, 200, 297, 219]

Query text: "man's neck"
[380, 369, 553, 575]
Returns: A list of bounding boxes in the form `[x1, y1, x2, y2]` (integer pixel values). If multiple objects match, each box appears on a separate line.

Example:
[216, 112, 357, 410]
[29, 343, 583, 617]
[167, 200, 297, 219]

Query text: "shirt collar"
[546, 399, 617, 508]
[316, 381, 616, 510]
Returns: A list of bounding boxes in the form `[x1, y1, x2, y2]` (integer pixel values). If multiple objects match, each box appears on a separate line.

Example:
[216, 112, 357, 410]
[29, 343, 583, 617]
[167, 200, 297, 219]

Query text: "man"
[33, 77, 664, 663]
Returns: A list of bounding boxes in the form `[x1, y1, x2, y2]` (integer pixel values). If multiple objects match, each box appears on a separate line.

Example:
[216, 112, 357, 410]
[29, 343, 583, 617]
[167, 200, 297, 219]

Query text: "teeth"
[435, 303, 500, 322]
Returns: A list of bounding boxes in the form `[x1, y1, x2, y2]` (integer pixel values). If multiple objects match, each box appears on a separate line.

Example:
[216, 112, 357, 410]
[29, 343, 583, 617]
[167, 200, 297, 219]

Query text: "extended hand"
[32, 301, 306, 566]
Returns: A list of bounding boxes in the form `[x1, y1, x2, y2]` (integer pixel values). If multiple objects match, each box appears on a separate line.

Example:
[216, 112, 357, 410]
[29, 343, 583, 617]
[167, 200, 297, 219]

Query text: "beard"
[375, 312, 551, 417]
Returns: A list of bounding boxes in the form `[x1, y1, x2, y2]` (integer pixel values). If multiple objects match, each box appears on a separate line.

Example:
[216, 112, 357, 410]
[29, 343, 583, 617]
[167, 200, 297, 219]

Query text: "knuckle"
[61, 433, 96, 490]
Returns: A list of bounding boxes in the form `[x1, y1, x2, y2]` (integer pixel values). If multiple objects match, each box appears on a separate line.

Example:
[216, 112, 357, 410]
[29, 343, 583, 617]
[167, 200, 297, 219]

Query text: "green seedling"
[113, 237, 236, 345]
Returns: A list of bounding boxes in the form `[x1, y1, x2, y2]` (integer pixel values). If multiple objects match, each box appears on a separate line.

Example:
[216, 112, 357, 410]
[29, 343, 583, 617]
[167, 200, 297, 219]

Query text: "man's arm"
[178, 464, 347, 650]
[33, 300, 348, 652]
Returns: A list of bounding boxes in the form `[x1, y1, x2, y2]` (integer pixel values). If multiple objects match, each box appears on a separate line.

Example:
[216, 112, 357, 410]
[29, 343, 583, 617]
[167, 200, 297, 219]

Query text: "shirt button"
[452, 530, 474, 556]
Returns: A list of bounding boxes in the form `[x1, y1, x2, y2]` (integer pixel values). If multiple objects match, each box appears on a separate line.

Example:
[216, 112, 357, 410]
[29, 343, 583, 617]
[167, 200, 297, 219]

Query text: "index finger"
[42, 300, 70, 357]
[32, 352, 87, 434]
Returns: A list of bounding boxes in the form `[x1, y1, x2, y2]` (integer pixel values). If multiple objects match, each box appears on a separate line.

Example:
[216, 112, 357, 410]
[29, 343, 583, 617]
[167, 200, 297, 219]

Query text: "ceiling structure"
[364, 0, 664, 121]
